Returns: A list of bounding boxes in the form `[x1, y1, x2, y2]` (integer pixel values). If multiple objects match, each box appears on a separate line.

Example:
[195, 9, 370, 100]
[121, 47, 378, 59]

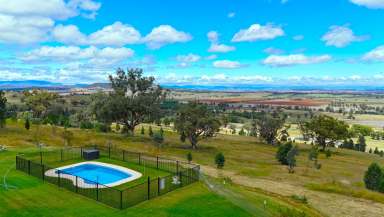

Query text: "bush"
[364, 163, 383, 191]
[148, 126, 153, 137]
[152, 132, 164, 145]
[25, 118, 30, 130]
[325, 149, 332, 158]
[290, 195, 308, 204]
[141, 126, 145, 135]
[215, 152, 225, 169]
[187, 152, 192, 163]
[276, 142, 293, 165]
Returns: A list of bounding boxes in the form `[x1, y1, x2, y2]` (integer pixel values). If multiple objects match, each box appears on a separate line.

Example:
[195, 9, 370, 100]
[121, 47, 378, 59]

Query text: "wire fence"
[16, 146, 200, 209]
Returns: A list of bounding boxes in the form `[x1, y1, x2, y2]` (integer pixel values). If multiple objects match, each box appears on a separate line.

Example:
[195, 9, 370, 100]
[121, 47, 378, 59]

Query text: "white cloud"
[228, 12, 235, 18]
[88, 22, 141, 46]
[52, 24, 87, 44]
[264, 47, 284, 55]
[232, 24, 284, 42]
[293, 35, 304, 41]
[143, 25, 192, 49]
[22, 46, 134, 66]
[213, 60, 244, 69]
[350, 0, 384, 9]
[208, 44, 236, 53]
[0, 0, 101, 44]
[205, 55, 217, 60]
[52, 22, 141, 47]
[362, 45, 384, 62]
[176, 53, 201, 63]
[0, 14, 54, 44]
[207, 31, 235, 53]
[262, 54, 332, 67]
[321, 25, 368, 48]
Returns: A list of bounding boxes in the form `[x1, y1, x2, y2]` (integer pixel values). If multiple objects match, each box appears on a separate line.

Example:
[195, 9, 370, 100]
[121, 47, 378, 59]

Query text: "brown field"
[198, 98, 330, 107]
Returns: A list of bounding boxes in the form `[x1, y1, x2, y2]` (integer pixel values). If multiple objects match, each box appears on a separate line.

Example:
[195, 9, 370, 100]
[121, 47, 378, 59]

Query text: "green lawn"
[1, 149, 251, 217]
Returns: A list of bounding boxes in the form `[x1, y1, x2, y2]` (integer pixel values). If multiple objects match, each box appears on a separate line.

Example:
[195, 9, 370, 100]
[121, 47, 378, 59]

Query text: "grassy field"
[1, 120, 384, 216]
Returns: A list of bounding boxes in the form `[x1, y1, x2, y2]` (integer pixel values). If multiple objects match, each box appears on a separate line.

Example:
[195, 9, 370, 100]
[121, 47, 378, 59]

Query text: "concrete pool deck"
[44, 161, 142, 188]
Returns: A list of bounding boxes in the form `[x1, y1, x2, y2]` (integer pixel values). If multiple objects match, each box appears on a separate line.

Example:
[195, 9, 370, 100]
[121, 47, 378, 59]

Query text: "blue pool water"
[59, 163, 131, 185]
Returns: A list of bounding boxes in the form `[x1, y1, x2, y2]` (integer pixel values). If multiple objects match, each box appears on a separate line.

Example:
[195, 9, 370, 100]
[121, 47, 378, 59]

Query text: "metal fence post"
[75, 176, 78, 193]
[157, 177, 160, 196]
[120, 190, 123, 209]
[60, 149, 63, 162]
[139, 153, 141, 165]
[176, 161, 179, 174]
[147, 176, 150, 200]
[80, 147, 83, 159]
[156, 156, 159, 169]
[42, 164, 45, 181]
[40, 151, 43, 165]
[123, 150, 125, 161]
[58, 171, 61, 187]
[96, 182, 99, 201]
[28, 160, 31, 175]
[108, 146, 111, 159]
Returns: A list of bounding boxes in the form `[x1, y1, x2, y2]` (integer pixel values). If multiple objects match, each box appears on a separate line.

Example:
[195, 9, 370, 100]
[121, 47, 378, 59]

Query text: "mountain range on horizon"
[1, 80, 384, 93]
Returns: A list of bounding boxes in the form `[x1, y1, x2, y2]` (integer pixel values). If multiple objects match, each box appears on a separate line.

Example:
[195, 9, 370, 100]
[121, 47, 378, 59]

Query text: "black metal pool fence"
[16, 146, 200, 209]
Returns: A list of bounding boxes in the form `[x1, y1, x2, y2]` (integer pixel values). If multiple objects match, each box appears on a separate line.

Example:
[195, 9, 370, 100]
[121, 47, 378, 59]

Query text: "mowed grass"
[0, 149, 250, 217]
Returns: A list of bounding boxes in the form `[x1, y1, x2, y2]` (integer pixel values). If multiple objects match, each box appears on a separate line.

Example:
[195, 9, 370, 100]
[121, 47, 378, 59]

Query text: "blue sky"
[1, 0, 384, 86]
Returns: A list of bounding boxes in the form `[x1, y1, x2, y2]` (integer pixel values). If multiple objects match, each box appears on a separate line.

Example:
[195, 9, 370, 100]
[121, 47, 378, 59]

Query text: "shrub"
[364, 163, 383, 191]
[152, 132, 164, 145]
[290, 195, 308, 204]
[215, 152, 225, 169]
[25, 118, 30, 130]
[141, 126, 145, 135]
[276, 142, 293, 165]
[187, 152, 192, 163]
[325, 149, 332, 158]
[148, 126, 153, 137]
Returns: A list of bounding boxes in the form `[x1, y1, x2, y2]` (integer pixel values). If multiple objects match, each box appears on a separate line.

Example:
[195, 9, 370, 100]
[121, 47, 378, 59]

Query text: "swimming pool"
[45, 162, 142, 188]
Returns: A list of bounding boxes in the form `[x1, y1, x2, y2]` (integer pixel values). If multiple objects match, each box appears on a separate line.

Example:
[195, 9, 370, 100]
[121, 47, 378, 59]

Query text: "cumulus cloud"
[207, 31, 235, 53]
[262, 54, 332, 67]
[21, 46, 134, 66]
[350, 0, 384, 9]
[52, 24, 87, 44]
[321, 25, 368, 48]
[362, 45, 384, 62]
[293, 35, 304, 41]
[264, 47, 285, 55]
[213, 60, 244, 69]
[53, 22, 141, 46]
[232, 24, 284, 42]
[0, 14, 54, 44]
[227, 12, 235, 18]
[176, 53, 201, 63]
[0, 0, 101, 44]
[88, 22, 141, 46]
[143, 25, 192, 49]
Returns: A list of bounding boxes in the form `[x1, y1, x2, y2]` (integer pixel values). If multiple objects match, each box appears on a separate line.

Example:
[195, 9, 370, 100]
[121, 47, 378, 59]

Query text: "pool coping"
[44, 161, 142, 188]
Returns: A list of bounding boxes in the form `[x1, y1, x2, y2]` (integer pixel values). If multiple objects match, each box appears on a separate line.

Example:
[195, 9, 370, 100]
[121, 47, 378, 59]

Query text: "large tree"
[93, 68, 165, 135]
[23, 90, 59, 118]
[174, 102, 221, 149]
[253, 114, 285, 145]
[302, 115, 349, 150]
[0, 91, 7, 128]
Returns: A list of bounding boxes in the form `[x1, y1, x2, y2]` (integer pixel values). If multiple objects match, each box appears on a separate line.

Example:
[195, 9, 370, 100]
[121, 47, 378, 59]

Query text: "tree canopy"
[174, 102, 221, 149]
[301, 115, 349, 150]
[253, 114, 286, 145]
[92, 68, 166, 134]
[0, 91, 7, 128]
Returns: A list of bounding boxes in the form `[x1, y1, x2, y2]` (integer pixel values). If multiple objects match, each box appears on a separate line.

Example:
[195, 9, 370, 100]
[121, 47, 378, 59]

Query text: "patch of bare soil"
[201, 165, 384, 217]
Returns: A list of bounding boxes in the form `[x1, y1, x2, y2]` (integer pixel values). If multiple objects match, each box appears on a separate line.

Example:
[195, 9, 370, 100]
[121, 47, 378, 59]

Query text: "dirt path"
[201, 166, 384, 217]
